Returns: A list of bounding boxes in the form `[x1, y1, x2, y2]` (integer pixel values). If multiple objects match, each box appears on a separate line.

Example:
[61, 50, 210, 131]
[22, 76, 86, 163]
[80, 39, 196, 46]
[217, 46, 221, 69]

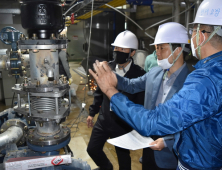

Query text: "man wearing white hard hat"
[86, 30, 146, 170]
[138, 22, 190, 170]
[89, 0, 222, 169]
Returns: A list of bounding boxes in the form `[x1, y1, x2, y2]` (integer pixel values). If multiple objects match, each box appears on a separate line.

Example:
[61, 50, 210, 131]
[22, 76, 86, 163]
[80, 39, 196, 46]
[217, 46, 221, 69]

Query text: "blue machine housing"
[0, 26, 23, 78]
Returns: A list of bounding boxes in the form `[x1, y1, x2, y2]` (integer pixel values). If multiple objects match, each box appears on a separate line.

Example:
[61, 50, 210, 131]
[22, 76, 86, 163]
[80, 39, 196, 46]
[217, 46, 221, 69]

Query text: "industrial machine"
[0, 0, 91, 169]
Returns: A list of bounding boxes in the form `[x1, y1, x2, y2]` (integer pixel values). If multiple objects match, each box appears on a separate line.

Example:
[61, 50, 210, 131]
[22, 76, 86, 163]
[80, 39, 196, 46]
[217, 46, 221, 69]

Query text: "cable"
[63, 1, 84, 16]
[83, 0, 94, 103]
[69, 0, 77, 7]
[63, 0, 94, 136]
[105, 2, 196, 39]
[65, 108, 87, 137]
[83, 21, 94, 56]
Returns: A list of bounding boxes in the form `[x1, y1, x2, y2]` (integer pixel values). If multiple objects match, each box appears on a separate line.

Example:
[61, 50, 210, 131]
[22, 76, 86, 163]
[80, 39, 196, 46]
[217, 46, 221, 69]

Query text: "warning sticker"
[5, 154, 71, 170]
[51, 156, 63, 166]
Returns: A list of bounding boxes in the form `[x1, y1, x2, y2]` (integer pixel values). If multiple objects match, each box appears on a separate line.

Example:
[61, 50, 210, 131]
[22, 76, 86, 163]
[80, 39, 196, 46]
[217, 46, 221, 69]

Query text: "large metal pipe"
[36, 121, 60, 135]
[0, 126, 23, 151]
[29, 50, 59, 84]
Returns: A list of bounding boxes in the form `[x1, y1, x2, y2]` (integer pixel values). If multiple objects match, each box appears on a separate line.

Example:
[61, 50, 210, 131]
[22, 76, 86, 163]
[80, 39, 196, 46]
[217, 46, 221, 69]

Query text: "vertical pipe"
[69, 89, 71, 107]
[196, 0, 201, 13]
[17, 93, 21, 108]
[55, 97, 59, 115]
[193, 5, 196, 21]
[185, 0, 190, 29]
[174, 0, 180, 23]
[28, 92, 31, 116]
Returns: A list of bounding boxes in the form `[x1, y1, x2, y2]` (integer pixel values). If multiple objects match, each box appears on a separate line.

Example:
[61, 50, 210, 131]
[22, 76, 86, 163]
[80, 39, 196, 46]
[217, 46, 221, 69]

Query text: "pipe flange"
[1, 119, 28, 146]
[27, 125, 70, 146]
[23, 83, 69, 93]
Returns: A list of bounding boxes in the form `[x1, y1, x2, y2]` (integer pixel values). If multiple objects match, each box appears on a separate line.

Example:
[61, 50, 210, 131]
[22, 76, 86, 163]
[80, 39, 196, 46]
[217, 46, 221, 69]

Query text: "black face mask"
[113, 51, 130, 64]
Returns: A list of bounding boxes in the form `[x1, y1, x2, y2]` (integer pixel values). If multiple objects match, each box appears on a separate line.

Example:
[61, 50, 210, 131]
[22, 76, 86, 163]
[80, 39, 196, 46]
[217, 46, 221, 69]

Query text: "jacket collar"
[194, 51, 222, 69]
[150, 69, 164, 109]
[124, 59, 135, 78]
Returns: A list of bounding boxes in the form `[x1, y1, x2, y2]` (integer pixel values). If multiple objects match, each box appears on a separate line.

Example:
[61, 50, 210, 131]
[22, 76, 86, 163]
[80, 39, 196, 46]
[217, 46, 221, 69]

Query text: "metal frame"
[15, 105, 70, 121]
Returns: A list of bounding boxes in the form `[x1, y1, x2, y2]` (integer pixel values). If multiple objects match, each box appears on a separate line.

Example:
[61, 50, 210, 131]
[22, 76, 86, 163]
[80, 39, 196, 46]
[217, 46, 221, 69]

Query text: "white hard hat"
[150, 22, 190, 45]
[192, 0, 222, 26]
[191, 0, 222, 36]
[111, 30, 138, 49]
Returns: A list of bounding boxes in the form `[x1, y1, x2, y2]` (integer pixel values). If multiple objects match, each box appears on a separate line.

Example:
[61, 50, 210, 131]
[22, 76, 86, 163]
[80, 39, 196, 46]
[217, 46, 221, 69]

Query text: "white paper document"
[107, 130, 155, 150]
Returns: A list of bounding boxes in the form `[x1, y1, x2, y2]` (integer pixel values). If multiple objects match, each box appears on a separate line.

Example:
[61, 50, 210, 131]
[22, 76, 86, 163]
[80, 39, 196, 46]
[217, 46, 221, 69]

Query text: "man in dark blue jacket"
[89, 0, 222, 169]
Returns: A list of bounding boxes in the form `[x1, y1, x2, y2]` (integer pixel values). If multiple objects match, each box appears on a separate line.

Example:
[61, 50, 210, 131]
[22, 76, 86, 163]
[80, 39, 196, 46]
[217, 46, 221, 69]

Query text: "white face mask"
[191, 34, 197, 58]
[157, 47, 178, 70]
[191, 32, 205, 60]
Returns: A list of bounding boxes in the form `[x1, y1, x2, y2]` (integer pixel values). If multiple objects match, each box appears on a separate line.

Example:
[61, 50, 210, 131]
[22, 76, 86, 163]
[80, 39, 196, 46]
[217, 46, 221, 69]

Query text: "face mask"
[113, 51, 130, 64]
[157, 47, 178, 70]
[191, 32, 205, 60]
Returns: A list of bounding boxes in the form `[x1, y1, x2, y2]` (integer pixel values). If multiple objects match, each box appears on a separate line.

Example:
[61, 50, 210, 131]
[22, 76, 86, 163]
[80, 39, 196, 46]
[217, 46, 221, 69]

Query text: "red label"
[71, 13, 75, 24]
[51, 156, 63, 166]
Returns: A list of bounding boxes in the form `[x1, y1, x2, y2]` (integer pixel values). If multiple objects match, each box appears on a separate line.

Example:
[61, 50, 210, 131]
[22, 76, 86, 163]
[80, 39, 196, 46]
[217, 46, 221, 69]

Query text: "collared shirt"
[115, 60, 132, 77]
[155, 63, 186, 106]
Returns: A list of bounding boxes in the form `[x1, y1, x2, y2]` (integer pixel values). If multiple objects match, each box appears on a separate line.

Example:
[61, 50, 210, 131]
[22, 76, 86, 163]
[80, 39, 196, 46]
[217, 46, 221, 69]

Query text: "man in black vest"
[86, 31, 146, 170]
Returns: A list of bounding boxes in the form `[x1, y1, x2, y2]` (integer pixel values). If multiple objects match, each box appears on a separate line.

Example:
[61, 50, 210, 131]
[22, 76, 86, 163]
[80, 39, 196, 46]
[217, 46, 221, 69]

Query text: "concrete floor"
[65, 62, 143, 170]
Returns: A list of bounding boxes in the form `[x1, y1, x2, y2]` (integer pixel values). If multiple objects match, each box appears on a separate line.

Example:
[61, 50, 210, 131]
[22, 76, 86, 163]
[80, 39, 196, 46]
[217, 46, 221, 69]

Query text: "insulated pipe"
[0, 126, 23, 151]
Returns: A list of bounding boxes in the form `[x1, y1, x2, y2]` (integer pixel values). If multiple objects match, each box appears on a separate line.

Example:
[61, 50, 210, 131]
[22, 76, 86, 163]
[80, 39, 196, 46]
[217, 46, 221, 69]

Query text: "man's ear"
[173, 47, 182, 57]
[130, 50, 136, 57]
[177, 47, 182, 53]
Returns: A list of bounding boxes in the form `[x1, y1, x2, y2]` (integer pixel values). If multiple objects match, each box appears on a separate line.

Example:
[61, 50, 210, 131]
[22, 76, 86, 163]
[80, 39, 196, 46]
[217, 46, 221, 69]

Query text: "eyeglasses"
[189, 28, 211, 36]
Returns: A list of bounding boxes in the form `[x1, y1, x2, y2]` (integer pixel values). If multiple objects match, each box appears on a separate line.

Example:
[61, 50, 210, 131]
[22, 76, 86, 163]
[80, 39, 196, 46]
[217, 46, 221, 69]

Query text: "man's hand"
[149, 138, 165, 151]
[87, 116, 94, 128]
[89, 60, 119, 99]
